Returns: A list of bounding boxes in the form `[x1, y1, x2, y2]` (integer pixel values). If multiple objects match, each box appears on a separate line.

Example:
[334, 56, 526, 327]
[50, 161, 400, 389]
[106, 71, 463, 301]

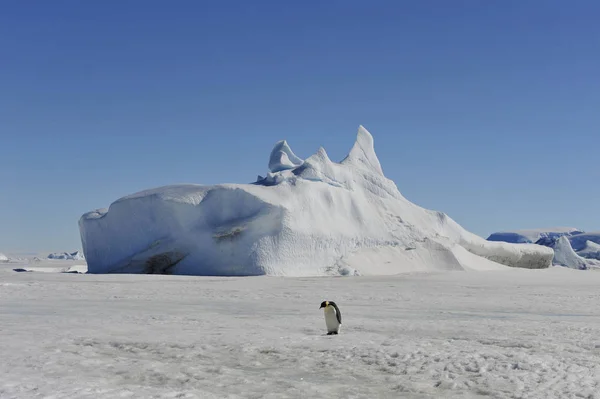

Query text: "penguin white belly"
[324, 307, 341, 333]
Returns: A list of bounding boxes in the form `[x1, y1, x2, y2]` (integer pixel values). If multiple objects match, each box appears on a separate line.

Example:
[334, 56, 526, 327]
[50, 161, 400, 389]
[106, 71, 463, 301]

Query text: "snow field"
[1, 264, 600, 399]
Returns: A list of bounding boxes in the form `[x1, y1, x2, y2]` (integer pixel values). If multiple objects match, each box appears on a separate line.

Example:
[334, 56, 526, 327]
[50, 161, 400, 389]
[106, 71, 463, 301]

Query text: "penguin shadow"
[300, 327, 340, 337]
[302, 329, 342, 337]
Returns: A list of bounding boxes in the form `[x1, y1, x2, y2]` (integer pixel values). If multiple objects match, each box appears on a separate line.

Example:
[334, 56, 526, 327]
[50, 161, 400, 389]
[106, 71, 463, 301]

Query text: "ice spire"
[268, 140, 304, 173]
[341, 125, 383, 175]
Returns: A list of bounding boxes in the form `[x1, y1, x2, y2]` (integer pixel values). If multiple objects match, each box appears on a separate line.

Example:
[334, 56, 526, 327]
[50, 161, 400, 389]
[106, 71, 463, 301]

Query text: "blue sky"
[1, 1, 599, 253]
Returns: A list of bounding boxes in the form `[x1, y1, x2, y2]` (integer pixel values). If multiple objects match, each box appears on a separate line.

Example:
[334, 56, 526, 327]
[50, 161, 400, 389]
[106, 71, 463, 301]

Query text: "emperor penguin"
[319, 300, 342, 335]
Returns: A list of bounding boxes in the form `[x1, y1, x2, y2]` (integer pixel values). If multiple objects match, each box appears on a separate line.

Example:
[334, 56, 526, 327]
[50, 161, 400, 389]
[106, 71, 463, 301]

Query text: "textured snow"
[487, 227, 583, 244]
[2, 261, 600, 399]
[80, 126, 553, 276]
[0, 253, 8, 262]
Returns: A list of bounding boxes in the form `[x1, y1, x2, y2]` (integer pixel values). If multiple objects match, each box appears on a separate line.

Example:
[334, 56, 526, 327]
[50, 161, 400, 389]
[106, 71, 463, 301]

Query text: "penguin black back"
[319, 300, 342, 324]
[330, 301, 342, 324]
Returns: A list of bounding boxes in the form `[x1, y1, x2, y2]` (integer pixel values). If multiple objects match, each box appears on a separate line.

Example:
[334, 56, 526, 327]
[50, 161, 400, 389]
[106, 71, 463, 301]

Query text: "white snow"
[79, 125, 553, 276]
[0, 253, 8, 263]
[1, 262, 600, 399]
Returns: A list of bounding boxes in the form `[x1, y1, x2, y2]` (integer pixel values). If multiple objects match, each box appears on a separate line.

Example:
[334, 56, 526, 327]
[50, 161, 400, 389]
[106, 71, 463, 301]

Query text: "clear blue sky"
[2, 0, 599, 253]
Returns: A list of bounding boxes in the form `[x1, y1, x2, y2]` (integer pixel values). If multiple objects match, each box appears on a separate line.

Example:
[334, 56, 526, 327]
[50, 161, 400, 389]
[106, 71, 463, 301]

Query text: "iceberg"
[537, 236, 600, 270]
[47, 251, 85, 261]
[488, 229, 600, 270]
[79, 126, 553, 276]
[566, 232, 600, 253]
[487, 228, 583, 244]
[577, 240, 600, 261]
[547, 236, 596, 270]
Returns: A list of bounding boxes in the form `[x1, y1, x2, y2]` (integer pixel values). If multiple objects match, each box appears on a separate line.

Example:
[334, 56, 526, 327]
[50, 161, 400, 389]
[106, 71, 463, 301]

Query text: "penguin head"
[319, 301, 329, 309]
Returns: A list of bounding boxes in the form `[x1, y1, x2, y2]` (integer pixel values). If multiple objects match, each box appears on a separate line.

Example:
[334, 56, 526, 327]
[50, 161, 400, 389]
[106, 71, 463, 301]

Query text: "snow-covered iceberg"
[577, 240, 600, 261]
[79, 126, 553, 276]
[487, 228, 583, 244]
[488, 229, 600, 270]
[535, 236, 600, 270]
[567, 232, 600, 253]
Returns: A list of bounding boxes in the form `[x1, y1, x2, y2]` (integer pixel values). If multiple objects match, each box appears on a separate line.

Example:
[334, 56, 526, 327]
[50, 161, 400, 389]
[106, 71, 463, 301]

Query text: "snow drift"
[0, 253, 8, 263]
[79, 126, 553, 276]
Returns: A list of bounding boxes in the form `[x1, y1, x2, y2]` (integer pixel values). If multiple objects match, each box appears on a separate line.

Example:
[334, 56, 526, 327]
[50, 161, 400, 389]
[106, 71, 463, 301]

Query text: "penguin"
[319, 300, 342, 335]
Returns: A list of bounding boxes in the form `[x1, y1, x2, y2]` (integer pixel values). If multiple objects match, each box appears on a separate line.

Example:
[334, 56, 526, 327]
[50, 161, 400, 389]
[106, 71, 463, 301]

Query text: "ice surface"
[2, 263, 600, 399]
[80, 126, 553, 276]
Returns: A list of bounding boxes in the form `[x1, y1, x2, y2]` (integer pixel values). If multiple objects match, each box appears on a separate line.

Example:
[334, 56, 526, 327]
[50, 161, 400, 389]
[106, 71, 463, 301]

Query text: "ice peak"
[315, 146, 331, 162]
[342, 125, 383, 175]
[268, 140, 304, 173]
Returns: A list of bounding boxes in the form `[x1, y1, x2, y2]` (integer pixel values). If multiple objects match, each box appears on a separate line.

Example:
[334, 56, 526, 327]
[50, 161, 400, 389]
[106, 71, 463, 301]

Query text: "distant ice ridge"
[577, 240, 600, 261]
[79, 126, 553, 276]
[0, 253, 28, 263]
[487, 228, 583, 244]
[48, 251, 85, 261]
[487, 229, 600, 270]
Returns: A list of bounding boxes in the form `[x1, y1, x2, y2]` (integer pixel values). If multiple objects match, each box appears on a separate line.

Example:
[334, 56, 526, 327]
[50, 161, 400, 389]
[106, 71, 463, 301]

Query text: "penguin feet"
[327, 332, 338, 335]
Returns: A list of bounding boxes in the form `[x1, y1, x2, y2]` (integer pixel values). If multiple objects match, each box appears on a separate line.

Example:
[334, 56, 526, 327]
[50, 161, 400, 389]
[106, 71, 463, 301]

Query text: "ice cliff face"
[79, 126, 553, 276]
